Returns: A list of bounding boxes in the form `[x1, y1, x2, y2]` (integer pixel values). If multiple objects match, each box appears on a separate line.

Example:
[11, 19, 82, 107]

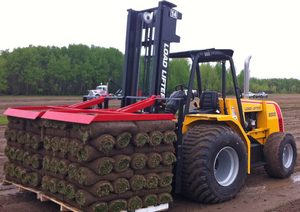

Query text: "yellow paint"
[182, 97, 282, 174]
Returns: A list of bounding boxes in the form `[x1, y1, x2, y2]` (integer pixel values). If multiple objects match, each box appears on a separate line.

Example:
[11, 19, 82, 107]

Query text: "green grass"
[0, 115, 8, 125]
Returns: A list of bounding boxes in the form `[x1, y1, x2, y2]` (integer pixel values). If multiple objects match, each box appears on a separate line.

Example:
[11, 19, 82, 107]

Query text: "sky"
[1, 0, 299, 79]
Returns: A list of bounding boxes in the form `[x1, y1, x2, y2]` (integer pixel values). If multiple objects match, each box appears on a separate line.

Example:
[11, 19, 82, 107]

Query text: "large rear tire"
[264, 132, 297, 178]
[182, 124, 247, 203]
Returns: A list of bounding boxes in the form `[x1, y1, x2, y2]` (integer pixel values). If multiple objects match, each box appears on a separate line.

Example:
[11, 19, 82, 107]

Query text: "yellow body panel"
[182, 97, 283, 174]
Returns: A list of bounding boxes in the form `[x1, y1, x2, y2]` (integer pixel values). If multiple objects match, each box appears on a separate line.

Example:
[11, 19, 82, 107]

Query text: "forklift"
[120, 1, 297, 203]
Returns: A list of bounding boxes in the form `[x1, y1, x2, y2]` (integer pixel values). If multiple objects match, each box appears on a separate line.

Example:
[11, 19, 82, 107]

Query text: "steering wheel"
[174, 84, 195, 101]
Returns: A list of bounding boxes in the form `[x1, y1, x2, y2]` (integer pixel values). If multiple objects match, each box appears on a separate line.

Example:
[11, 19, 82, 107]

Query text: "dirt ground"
[0, 94, 300, 212]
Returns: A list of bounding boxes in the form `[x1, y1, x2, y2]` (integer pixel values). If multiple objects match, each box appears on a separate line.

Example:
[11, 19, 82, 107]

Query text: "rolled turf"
[42, 155, 51, 171]
[159, 172, 173, 187]
[76, 167, 100, 186]
[57, 180, 67, 195]
[163, 130, 177, 144]
[128, 196, 143, 211]
[108, 199, 127, 212]
[130, 175, 146, 191]
[162, 152, 176, 166]
[133, 132, 149, 147]
[113, 178, 130, 194]
[65, 183, 77, 200]
[149, 131, 163, 146]
[147, 153, 162, 169]
[43, 135, 52, 151]
[75, 189, 98, 206]
[58, 137, 69, 156]
[89, 157, 115, 176]
[158, 193, 173, 204]
[143, 194, 158, 207]
[67, 163, 80, 181]
[57, 159, 70, 176]
[145, 173, 159, 189]
[30, 154, 42, 169]
[91, 181, 114, 197]
[76, 145, 100, 162]
[48, 177, 59, 193]
[41, 176, 51, 191]
[90, 134, 115, 153]
[115, 132, 131, 149]
[130, 153, 147, 170]
[113, 155, 131, 173]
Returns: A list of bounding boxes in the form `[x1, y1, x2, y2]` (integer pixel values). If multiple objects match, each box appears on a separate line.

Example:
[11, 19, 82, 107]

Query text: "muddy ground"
[0, 94, 300, 212]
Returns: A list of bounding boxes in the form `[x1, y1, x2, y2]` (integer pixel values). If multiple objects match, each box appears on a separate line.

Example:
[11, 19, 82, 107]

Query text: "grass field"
[0, 115, 8, 125]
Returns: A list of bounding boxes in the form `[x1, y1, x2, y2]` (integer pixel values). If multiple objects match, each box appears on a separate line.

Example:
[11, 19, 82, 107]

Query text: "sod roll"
[48, 177, 59, 193]
[162, 152, 176, 166]
[108, 199, 127, 212]
[115, 132, 131, 149]
[128, 196, 143, 211]
[89, 157, 115, 176]
[145, 173, 159, 189]
[90, 134, 115, 153]
[30, 154, 42, 169]
[113, 178, 130, 194]
[163, 130, 177, 144]
[149, 131, 163, 146]
[76, 167, 100, 186]
[57, 159, 70, 176]
[147, 153, 162, 169]
[75, 189, 98, 207]
[129, 175, 146, 191]
[113, 155, 131, 173]
[77, 145, 100, 162]
[67, 163, 80, 181]
[57, 180, 67, 195]
[143, 194, 158, 207]
[158, 192, 173, 204]
[131, 153, 147, 170]
[65, 183, 77, 200]
[159, 172, 173, 187]
[43, 135, 52, 151]
[91, 181, 114, 198]
[133, 132, 149, 147]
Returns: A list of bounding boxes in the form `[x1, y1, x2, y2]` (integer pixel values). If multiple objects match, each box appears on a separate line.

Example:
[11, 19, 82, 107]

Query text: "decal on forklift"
[170, 9, 179, 19]
[160, 43, 170, 98]
[231, 106, 238, 120]
[268, 112, 276, 117]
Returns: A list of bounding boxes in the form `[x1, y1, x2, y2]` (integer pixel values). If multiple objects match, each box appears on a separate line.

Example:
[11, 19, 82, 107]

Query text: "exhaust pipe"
[244, 56, 252, 98]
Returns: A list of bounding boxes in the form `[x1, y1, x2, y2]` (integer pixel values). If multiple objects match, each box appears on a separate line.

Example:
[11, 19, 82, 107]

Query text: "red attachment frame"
[4, 95, 175, 124]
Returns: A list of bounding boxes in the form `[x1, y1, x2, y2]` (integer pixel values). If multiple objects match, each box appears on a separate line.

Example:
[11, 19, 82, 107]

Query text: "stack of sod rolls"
[4, 117, 177, 212]
[4, 117, 43, 188]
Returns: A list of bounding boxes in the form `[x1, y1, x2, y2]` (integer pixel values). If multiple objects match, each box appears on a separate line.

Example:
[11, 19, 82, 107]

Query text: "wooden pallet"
[3, 179, 169, 212]
[3, 179, 81, 212]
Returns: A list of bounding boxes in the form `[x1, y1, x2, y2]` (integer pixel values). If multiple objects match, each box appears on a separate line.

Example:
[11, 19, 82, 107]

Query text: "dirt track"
[0, 94, 300, 212]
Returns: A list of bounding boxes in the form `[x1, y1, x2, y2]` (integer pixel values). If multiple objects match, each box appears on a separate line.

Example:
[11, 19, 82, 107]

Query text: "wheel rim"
[282, 143, 293, 168]
[214, 146, 239, 186]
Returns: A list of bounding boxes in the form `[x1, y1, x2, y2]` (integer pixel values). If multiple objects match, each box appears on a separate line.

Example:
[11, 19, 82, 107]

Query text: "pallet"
[3, 179, 81, 212]
[3, 179, 169, 212]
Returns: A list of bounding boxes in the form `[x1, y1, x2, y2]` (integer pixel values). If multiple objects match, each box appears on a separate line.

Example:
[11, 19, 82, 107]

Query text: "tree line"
[0, 45, 299, 96]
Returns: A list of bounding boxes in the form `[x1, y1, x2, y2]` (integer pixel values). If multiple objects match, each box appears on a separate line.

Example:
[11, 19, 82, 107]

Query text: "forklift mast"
[122, 1, 182, 106]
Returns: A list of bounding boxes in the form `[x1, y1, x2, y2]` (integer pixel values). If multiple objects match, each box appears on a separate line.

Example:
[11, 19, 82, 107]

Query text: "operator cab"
[168, 49, 245, 128]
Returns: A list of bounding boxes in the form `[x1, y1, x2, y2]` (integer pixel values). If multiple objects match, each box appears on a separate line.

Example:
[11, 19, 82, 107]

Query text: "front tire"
[182, 124, 247, 203]
[264, 132, 297, 178]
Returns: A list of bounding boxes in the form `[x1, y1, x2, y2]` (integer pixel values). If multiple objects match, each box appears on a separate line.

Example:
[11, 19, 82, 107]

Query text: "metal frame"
[122, 1, 181, 106]
[4, 96, 175, 124]
[170, 48, 246, 130]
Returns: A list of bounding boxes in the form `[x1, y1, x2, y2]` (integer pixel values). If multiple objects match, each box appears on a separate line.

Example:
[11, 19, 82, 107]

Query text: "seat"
[198, 91, 220, 114]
